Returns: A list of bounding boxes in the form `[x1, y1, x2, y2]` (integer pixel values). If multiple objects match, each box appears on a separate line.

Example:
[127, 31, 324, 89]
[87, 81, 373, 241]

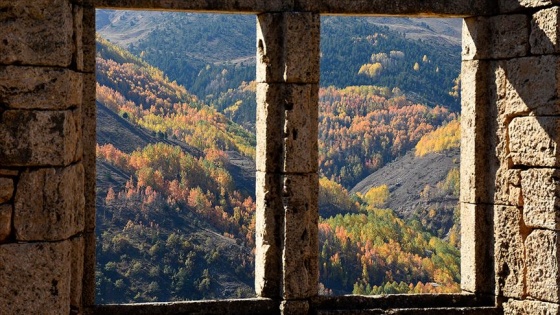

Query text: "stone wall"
[2, 0, 560, 314]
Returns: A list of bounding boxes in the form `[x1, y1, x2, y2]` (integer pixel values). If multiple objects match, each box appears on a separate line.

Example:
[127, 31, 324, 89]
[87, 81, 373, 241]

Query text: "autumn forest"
[95, 12, 462, 303]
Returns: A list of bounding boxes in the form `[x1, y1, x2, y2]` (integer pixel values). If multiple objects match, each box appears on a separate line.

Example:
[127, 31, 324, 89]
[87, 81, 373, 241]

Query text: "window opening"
[94, 9, 257, 303]
[317, 16, 462, 296]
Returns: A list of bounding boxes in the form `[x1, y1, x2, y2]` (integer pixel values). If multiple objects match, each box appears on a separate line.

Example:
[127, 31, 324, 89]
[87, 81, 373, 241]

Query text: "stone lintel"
[93, 0, 493, 16]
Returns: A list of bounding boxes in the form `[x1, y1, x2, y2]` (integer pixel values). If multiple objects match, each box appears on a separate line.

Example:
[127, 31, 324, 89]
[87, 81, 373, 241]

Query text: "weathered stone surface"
[509, 116, 560, 167]
[0, 204, 11, 242]
[0, 241, 71, 315]
[460, 60, 496, 204]
[0, 177, 14, 203]
[521, 168, 560, 229]
[526, 229, 560, 302]
[0, 0, 74, 66]
[14, 164, 85, 241]
[494, 206, 526, 298]
[531, 7, 560, 55]
[83, 72, 96, 232]
[281, 300, 309, 315]
[463, 15, 529, 60]
[282, 173, 319, 299]
[81, 6, 96, 73]
[283, 12, 319, 84]
[257, 12, 320, 84]
[255, 171, 283, 298]
[461, 203, 494, 294]
[500, 0, 560, 14]
[504, 299, 560, 315]
[284, 84, 318, 173]
[0, 169, 18, 176]
[94, 0, 494, 16]
[0, 66, 82, 110]
[82, 232, 96, 306]
[256, 83, 319, 173]
[256, 83, 285, 173]
[498, 56, 560, 116]
[71, 236, 84, 312]
[0, 109, 82, 167]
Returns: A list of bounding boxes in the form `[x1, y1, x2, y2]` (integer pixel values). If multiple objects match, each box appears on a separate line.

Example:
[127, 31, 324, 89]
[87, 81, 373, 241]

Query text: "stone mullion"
[255, 12, 320, 308]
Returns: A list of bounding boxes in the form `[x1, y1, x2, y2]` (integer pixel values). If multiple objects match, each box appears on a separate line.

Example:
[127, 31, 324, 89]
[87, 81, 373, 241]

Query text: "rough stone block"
[0, 177, 14, 203]
[82, 232, 96, 306]
[283, 12, 320, 84]
[494, 206, 526, 298]
[256, 12, 320, 84]
[500, 0, 560, 14]
[81, 6, 96, 73]
[521, 168, 560, 229]
[0, 66, 82, 110]
[256, 83, 285, 173]
[504, 299, 560, 315]
[282, 173, 319, 299]
[284, 84, 318, 173]
[281, 300, 309, 315]
[83, 72, 96, 232]
[0, 0, 74, 67]
[255, 171, 283, 298]
[463, 15, 529, 60]
[461, 203, 493, 294]
[498, 56, 560, 116]
[509, 116, 560, 167]
[71, 236, 84, 312]
[526, 229, 560, 302]
[14, 163, 85, 241]
[0, 241, 71, 315]
[0, 109, 82, 167]
[531, 7, 560, 55]
[0, 204, 11, 242]
[460, 60, 496, 204]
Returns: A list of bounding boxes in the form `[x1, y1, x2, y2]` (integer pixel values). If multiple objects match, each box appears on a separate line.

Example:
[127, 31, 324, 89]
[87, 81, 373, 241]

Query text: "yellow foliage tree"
[415, 119, 460, 157]
[358, 62, 383, 78]
[362, 185, 389, 208]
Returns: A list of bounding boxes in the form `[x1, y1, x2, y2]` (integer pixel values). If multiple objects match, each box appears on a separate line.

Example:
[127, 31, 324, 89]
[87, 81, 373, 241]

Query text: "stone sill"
[86, 294, 496, 315]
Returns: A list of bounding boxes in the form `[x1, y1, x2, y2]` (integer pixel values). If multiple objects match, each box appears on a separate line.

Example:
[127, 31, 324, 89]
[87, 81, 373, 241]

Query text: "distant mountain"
[96, 11, 461, 118]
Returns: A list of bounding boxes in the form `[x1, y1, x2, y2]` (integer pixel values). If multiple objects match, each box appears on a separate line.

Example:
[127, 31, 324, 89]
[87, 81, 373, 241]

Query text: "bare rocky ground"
[351, 147, 460, 235]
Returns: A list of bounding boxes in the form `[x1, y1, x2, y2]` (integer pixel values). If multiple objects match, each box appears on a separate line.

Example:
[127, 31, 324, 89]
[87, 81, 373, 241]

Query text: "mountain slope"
[96, 11, 461, 113]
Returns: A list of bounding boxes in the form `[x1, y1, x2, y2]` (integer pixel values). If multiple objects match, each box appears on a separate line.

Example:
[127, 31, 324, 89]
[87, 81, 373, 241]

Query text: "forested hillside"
[95, 37, 257, 302]
[95, 11, 463, 302]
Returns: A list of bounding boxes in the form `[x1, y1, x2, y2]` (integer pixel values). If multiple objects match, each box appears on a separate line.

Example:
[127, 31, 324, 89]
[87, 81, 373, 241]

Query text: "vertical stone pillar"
[0, 1, 88, 313]
[461, 12, 531, 299]
[255, 11, 320, 312]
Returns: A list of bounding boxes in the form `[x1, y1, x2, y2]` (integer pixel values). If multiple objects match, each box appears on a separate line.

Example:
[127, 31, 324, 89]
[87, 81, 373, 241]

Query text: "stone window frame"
[85, 1, 497, 314]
